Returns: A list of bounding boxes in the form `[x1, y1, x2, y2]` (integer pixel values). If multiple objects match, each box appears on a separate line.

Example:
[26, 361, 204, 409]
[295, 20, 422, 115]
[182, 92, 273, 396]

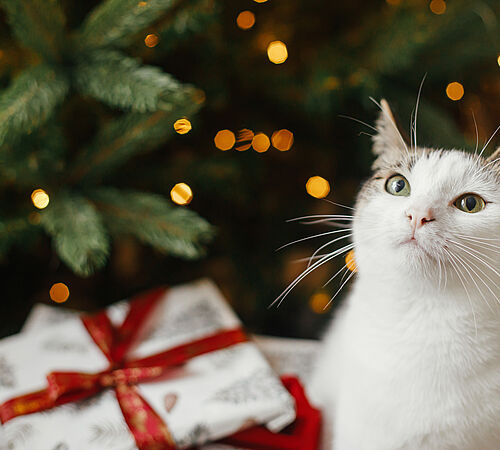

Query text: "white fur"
[308, 116, 500, 449]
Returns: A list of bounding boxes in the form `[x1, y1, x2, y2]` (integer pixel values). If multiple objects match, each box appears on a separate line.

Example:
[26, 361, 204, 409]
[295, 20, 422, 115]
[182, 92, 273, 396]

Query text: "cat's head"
[354, 100, 500, 289]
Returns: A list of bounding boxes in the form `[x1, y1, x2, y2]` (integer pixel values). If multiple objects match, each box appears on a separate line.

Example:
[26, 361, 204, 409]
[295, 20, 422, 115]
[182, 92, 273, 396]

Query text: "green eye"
[385, 174, 410, 196]
[454, 194, 485, 213]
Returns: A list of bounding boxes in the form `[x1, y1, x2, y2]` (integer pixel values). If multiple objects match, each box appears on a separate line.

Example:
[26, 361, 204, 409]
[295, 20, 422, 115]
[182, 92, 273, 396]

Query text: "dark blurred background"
[0, 0, 498, 339]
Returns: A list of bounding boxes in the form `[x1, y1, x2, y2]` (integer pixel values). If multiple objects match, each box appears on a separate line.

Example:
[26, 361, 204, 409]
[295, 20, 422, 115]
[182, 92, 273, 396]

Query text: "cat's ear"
[486, 146, 500, 164]
[372, 99, 408, 166]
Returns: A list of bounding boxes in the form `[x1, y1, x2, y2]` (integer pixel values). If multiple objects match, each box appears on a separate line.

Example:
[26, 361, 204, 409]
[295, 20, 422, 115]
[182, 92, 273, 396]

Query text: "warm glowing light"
[170, 183, 193, 205]
[31, 189, 50, 209]
[144, 34, 159, 48]
[345, 250, 358, 273]
[323, 76, 340, 90]
[252, 133, 270, 153]
[236, 11, 255, 30]
[306, 176, 330, 198]
[138, 1, 147, 6]
[214, 130, 235, 151]
[173, 118, 192, 134]
[193, 89, 206, 104]
[253, 0, 268, 3]
[429, 0, 446, 14]
[236, 129, 254, 151]
[267, 41, 288, 64]
[309, 292, 332, 314]
[271, 129, 294, 151]
[497, 54, 500, 67]
[446, 82, 464, 101]
[50, 283, 70, 303]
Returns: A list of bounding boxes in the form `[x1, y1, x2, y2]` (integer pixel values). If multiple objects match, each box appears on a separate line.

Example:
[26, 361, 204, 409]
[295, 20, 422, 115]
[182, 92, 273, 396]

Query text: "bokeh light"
[306, 176, 330, 198]
[144, 33, 159, 47]
[214, 129, 235, 151]
[252, 133, 270, 152]
[429, 0, 446, 15]
[253, 0, 268, 3]
[31, 189, 50, 209]
[446, 82, 464, 101]
[170, 183, 193, 205]
[236, 11, 255, 30]
[271, 129, 294, 151]
[173, 118, 192, 134]
[309, 292, 332, 313]
[50, 283, 70, 303]
[497, 54, 500, 67]
[267, 41, 288, 64]
[236, 129, 254, 151]
[345, 249, 357, 272]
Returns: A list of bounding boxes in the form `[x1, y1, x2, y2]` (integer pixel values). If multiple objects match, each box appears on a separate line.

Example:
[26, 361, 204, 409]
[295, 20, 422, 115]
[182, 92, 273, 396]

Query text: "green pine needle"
[0, 0, 66, 61]
[89, 188, 214, 259]
[78, 0, 177, 49]
[75, 50, 185, 112]
[0, 65, 69, 146]
[41, 193, 110, 277]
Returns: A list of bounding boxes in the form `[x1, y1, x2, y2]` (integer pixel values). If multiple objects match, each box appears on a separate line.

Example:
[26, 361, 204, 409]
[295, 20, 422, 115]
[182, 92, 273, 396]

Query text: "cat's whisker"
[448, 239, 500, 279]
[452, 250, 495, 313]
[324, 269, 356, 309]
[455, 233, 500, 243]
[413, 74, 427, 150]
[455, 236, 500, 254]
[478, 124, 500, 158]
[321, 199, 355, 211]
[307, 234, 353, 268]
[472, 110, 479, 155]
[338, 114, 378, 133]
[443, 247, 478, 337]
[270, 243, 354, 308]
[286, 215, 353, 223]
[322, 264, 349, 288]
[276, 228, 352, 252]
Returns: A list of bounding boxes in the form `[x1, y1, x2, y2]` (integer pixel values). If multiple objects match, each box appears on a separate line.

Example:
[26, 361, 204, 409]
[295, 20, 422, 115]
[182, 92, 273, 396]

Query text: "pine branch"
[78, 0, 179, 50]
[74, 50, 185, 112]
[0, 0, 66, 62]
[89, 188, 214, 259]
[69, 95, 200, 182]
[41, 193, 110, 276]
[0, 65, 69, 146]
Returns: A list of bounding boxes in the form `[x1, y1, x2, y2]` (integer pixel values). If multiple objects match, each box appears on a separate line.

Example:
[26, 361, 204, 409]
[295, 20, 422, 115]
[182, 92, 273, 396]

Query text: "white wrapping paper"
[0, 279, 296, 450]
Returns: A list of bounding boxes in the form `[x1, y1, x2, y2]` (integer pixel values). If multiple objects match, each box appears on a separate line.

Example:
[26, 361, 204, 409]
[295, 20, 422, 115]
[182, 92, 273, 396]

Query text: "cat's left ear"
[486, 147, 500, 164]
[372, 99, 408, 167]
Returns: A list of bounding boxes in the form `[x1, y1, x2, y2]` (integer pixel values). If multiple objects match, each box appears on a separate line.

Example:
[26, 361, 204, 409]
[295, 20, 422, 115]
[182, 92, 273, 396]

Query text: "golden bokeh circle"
[252, 133, 270, 152]
[429, 0, 446, 15]
[306, 176, 330, 198]
[50, 283, 70, 303]
[236, 11, 255, 30]
[271, 129, 294, 151]
[267, 41, 288, 64]
[144, 34, 159, 48]
[345, 249, 358, 273]
[170, 183, 193, 205]
[309, 292, 332, 314]
[214, 130, 236, 151]
[31, 189, 50, 209]
[446, 82, 464, 101]
[173, 118, 192, 134]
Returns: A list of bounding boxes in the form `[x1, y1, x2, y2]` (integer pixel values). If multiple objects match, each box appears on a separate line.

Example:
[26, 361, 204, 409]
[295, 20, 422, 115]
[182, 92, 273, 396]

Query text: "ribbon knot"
[0, 287, 249, 450]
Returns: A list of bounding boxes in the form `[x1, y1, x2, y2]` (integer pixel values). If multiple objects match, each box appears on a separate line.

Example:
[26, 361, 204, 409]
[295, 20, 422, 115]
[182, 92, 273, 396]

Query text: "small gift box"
[0, 279, 296, 449]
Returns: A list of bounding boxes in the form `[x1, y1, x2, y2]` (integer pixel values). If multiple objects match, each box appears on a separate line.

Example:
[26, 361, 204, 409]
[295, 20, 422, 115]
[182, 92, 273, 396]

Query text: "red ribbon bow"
[0, 288, 248, 450]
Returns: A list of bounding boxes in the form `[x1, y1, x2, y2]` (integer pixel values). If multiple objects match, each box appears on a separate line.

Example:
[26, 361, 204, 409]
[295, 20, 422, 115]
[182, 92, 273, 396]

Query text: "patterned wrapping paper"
[0, 279, 296, 450]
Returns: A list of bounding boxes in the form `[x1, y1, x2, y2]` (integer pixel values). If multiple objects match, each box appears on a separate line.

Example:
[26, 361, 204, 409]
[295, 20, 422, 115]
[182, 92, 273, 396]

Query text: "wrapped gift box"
[0, 279, 296, 449]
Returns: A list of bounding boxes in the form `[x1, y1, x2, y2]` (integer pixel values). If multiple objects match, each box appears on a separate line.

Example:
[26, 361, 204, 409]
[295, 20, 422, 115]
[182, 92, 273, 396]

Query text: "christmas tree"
[0, 0, 498, 338]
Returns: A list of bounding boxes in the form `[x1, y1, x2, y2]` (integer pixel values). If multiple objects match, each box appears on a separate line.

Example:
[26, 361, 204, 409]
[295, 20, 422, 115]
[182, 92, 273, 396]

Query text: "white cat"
[308, 100, 500, 450]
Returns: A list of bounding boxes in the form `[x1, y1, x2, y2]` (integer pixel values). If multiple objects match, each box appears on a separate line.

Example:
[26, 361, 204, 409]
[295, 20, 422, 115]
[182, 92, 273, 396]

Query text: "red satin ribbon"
[0, 288, 248, 450]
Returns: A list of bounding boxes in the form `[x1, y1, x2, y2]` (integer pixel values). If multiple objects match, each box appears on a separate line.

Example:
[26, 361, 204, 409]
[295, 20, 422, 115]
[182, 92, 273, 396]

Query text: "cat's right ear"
[372, 99, 408, 167]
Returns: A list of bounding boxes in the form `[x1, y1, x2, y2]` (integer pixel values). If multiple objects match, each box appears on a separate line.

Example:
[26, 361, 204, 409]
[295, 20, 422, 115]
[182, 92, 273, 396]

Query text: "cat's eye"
[454, 194, 485, 214]
[385, 174, 410, 197]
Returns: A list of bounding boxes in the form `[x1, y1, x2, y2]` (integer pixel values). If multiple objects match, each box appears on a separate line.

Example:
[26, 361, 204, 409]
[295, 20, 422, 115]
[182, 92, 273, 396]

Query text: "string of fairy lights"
[26, 0, 497, 308]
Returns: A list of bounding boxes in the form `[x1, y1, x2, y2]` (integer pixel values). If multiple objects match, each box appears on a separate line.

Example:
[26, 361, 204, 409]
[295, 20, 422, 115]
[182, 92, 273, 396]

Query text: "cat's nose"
[406, 208, 435, 229]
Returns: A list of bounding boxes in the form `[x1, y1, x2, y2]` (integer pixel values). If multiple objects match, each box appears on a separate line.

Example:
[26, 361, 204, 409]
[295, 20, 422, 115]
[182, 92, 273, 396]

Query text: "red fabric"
[0, 287, 249, 450]
[219, 375, 322, 450]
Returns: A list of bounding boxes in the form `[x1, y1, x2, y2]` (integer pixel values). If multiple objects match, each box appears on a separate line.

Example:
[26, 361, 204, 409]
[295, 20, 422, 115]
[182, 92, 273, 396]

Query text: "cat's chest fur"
[316, 278, 500, 450]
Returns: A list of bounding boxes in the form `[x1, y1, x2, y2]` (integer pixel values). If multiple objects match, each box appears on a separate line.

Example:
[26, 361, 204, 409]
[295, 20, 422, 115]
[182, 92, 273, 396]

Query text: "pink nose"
[406, 209, 435, 229]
